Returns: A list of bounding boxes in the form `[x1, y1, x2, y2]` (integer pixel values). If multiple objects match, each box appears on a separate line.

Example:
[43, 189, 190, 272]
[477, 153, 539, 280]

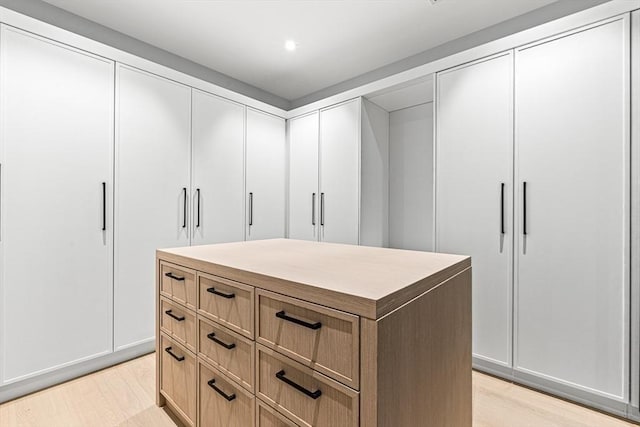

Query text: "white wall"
[389, 102, 434, 251]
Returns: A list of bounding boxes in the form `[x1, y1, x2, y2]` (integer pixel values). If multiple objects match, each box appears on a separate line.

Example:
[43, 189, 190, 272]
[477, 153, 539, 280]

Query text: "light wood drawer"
[160, 334, 196, 426]
[160, 261, 196, 309]
[198, 272, 254, 338]
[257, 344, 359, 427]
[257, 400, 300, 427]
[198, 316, 255, 393]
[256, 289, 360, 388]
[160, 297, 196, 353]
[199, 360, 255, 427]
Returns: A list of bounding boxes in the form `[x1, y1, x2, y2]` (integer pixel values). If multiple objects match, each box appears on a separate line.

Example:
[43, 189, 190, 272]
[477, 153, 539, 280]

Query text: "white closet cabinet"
[288, 98, 388, 246]
[436, 52, 514, 367]
[0, 27, 114, 382]
[246, 108, 286, 240]
[114, 65, 191, 351]
[514, 17, 628, 399]
[288, 112, 319, 241]
[192, 90, 245, 244]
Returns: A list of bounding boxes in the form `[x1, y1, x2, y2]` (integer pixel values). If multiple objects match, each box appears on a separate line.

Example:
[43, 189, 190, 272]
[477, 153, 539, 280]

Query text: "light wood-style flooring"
[0, 353, 635, 427]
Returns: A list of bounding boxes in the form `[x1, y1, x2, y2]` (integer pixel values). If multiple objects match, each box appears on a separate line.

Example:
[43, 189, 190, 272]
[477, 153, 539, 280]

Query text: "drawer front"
[160, 334, 197, 426]
[198, 273, 254, 338]
[161, 297, 196, 352]
[257, 345, 359, 427]
[199, 317, 255, 392]
[257, 400, 300, 427]
[199, 361, 255, 427]
[256, 290, 360, 388]
[160, 262, 197, 309]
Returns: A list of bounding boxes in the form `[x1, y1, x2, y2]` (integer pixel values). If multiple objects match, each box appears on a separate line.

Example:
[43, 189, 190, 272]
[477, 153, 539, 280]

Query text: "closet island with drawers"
[156, 238, 471, 426]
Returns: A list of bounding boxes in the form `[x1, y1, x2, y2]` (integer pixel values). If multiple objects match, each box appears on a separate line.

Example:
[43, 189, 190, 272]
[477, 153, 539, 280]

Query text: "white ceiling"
[42, 0, 558, 101]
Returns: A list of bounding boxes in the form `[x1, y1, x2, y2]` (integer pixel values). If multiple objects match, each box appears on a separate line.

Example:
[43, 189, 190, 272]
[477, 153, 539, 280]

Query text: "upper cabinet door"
[246, 108, 286, 240]
[115, 65, 191, 351]
[192, 90, 245, 244]
[435, 52, 514, 367]
[288, 112, 320, 241]
[0, 26, 114, 382]
[514, 17, 629, 399]
[319, 100, 360, 245]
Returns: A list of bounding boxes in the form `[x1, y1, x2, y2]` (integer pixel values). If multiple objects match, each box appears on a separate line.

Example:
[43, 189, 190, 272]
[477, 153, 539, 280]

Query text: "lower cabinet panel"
[256, 344, 359, 427]
[257, 399, 300, 427]
[199, 361, 255, 427]
[160, 334, 196, 426]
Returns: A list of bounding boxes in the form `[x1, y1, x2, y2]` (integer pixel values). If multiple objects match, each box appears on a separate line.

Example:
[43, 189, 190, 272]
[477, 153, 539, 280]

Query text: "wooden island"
[156, 238, 471, 427]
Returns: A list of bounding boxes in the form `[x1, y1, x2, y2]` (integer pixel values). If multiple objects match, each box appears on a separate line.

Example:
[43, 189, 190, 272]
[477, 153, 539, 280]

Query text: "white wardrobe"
[0, 26, 115, 383]
[288, 98, 389, 246]
[0, 24, 286, 400]
[436, 15, 629, 406]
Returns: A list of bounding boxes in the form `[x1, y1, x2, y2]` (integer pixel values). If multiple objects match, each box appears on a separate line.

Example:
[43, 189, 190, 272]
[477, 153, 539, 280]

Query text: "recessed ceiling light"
[284, 40, 297, 52]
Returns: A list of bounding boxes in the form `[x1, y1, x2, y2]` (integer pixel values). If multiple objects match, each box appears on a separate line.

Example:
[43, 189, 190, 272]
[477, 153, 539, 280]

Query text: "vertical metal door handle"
[312, 193, 316, 226]
[182, 187, 187, 228]
[249, 192, 253, 226]
[523, 181, 527, 236]
[500, 183, 505, 234]
[320, 193, 325, 226]
[196, 188, 201, 228]
[102, 182, 106, 231]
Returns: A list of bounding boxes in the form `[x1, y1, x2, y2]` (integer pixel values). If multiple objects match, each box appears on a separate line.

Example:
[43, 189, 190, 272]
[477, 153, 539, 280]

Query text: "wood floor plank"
[0, 353, 635, 426]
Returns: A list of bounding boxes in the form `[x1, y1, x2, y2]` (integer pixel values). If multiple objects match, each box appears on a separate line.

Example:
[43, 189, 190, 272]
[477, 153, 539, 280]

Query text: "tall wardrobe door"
[192, 90, 245, 244]
[515, 17, 629, 399]
[115, 65, 191, 350]
[288, 112, 319, 241]
[319, 99, 360, 245]
[246, 108, 286, 240]
[435, 52, 514, 367]
[0, 27, 114, 382]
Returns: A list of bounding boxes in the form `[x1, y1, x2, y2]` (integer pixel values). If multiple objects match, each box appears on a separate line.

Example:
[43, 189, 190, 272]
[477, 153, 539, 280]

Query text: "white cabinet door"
[115, 65, 191, 350]
[0, 27, 114, 382]
[246, 108, 286, 240]
[436, 52, 514, 367]
[288, 112, 319, 241]
[319, 100, 360, 245]
[514, 18, 629, 399]
[192, 90, 245, 244]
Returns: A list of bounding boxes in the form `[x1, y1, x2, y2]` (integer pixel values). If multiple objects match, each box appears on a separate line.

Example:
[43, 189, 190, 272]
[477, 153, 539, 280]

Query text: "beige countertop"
[157, 238, 470, 319]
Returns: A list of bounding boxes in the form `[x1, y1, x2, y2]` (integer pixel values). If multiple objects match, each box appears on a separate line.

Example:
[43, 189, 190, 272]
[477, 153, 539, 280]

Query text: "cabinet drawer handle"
[312, 193, 316, 226]
[165, 309, 185, 322]
[101, 182, 107, 231]
[276, 311, 322, 330]
[196, 188, 201, 228]
[182, 187, 187, 229]
[164, 272, 185, 281]
[275, 370, 322, 399]
[500, 183, 505, 235]
[207, 332, 236, 350]
[207, 379, 236, 401]
[164, 346, 184, 362]
[207, 287, 235, 299]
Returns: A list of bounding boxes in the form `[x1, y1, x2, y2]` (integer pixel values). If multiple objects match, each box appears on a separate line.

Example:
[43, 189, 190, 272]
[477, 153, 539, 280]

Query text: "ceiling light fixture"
[284, 40, 297, 52]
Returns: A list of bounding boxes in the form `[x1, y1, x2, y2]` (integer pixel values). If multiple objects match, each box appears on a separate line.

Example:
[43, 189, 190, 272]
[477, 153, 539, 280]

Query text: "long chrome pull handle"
[312, 193, 316, 226]
[182, 187, 187, 228]
[500, 183, 505, 234]
[523, 181, 527, 236]
[196, 188, 201, 228]
[249, 192, 253, 226]
[320, 193, 325, 226]
[102, 182, 106, 231]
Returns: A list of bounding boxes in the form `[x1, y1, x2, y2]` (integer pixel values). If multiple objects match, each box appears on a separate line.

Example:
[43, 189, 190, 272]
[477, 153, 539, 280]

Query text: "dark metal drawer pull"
[207, 379, 236, 401]
[207, 332, 236, 350]
[165, 309, 185, 322]
[275, 370, 321, 399]
[164, 272, 185, 281]
[276, 311, 321, 330]
[207, 287, 235, 299]
[164, 346, 184, 362]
